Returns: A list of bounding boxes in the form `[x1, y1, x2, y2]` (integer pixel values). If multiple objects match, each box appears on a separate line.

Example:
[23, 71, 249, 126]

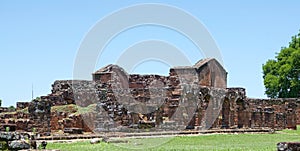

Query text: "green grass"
[51, 104, 78, 113]
[47, 128, 300, 151]
[75, 103, 96, 115]
[0, 111, 16, 116]
[51, 104, 96, 115]
[18, 107, 29, 113]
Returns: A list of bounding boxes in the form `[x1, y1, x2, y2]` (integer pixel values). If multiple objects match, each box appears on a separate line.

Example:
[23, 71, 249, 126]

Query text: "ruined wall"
[48, 80, 98, 132]
[247, 98, 299, 130]
[50, 80, 99, 107]
[209, 93, 299, 130]
[0, 80, 99, 134]
[0, 99, 51, 134]
[0, 58, 298, 134]
[16, 102, 29, 111]
[0, 107, 9, 113]
[50, 108, 95, 133]
[94, 74, 169, 131]
[91, 63, 298, 131]
[28, 99, 51, 135]
[193, 58, 227, 88]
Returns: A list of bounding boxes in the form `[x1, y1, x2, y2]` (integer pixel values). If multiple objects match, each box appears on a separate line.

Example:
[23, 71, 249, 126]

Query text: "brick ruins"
[0, 58, 299, 135]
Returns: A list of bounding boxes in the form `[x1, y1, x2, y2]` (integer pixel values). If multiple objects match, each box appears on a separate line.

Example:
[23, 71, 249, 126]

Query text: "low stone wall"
[247, 98, 299, 130]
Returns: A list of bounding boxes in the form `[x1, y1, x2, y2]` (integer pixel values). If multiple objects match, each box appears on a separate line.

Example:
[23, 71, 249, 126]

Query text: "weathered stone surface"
[90, 138, 101, 144]
[91, 62, 230, 131]
[28, 99, 51, 135]
[8, 140, 30, 150]
[193, 58, 227, 88]
[0, 58, 299, 135]
[0, 132, 33, 150]
[277, 142, 300, 151]
[0, 107, 9, 113]
[16, 102, 30, 110]
[0, 132, 29, 141]
[91, 59, 298, 131]
[50, 80, 99, 107]
[63, 128, 83, 134]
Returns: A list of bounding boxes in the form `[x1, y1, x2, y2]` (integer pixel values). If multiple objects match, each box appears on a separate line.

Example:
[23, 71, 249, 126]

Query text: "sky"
[1, 1, 300, 107]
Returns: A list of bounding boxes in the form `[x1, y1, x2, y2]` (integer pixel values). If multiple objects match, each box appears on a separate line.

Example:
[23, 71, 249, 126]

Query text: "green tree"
[0, 99, 2, 107]
[8, 105, 16, 111]
[263, 31, 300, 98]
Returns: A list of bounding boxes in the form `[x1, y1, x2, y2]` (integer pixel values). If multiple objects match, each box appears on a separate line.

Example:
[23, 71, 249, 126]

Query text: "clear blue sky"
[1, 1, 300, 107]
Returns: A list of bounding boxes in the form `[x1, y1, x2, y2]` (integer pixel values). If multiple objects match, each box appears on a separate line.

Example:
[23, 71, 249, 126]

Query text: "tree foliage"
[263, 32, 300, 98]
[8, 105, 16, 111]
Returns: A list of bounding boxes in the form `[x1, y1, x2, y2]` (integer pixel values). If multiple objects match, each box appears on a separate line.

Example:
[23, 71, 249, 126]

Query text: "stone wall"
[50, 108, 95, 133]
[50, 80, 99, 107]
[209, 90, 299, 130]
[0, 107, 9, 113]
[91, 62, 298, 131]
[0, 58, 298, 134]
[0, 80, 98, 134]
[16, 102, 30, 111]
[0, 99, 51, 135]
[247, 98, 299, 130]
[28, 99, 51, 135]
[193, 58, 227, 88]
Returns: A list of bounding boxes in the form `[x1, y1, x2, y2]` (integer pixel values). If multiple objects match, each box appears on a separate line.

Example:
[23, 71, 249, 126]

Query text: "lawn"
[47, 128, 300, 151]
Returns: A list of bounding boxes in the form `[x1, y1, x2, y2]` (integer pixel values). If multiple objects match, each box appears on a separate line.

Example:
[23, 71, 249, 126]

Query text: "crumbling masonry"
[91, 58, 298, 131]
[0, 58, 299, 135]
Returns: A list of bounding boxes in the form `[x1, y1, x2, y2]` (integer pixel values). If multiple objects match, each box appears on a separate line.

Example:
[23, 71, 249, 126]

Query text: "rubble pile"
[0, 99, 51, 134]
[0, 132, 31, 150]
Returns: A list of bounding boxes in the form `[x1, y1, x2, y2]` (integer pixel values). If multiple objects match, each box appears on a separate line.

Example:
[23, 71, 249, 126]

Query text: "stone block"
[277, 142, 300, 151]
